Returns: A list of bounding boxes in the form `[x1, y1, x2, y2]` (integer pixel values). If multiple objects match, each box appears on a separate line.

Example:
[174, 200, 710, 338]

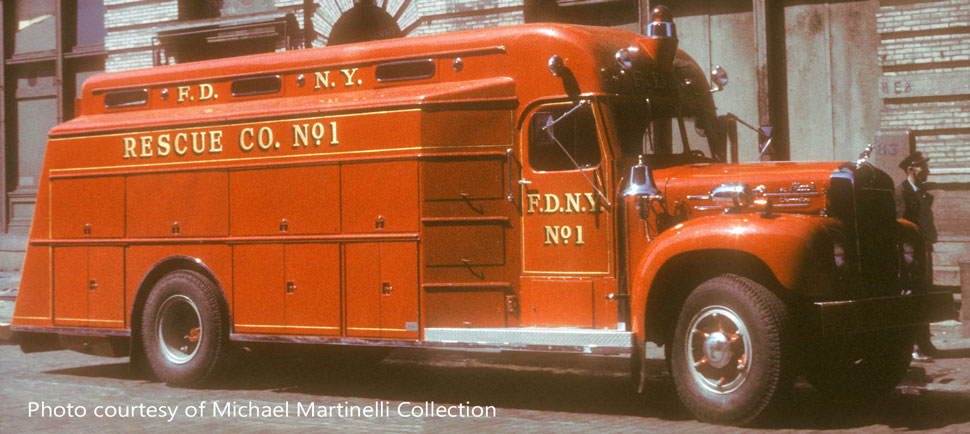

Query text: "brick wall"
[877, 0, 970, 285]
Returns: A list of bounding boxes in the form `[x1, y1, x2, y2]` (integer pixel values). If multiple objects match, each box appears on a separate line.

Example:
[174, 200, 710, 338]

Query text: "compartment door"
[284, 244, 341, 335]
[50, 177, 125, 238]
[53, 247, 89, 326]
[87, 247, 125, 328]
[232, 244, 284, 334]
[345, 243, 381, 337]
[341, 161, 418, 233]
[379, 242, 418, 338]
[520, 105, 613, 275]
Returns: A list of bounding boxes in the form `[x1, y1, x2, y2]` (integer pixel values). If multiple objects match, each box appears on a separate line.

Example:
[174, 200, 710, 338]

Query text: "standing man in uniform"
[899, 151, 938, 360]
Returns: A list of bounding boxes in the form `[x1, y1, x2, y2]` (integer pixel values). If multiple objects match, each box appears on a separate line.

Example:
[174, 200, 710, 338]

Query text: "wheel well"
[643, 249, 783, 346]
[129, 257, 228, 364]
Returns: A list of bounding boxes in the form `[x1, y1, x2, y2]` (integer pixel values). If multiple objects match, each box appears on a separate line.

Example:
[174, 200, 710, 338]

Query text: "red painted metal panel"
[284, 244, 341, 336]
[126, 171, 228, 237]
[87, 247, 125, 328]
[519, 277, 593, 328]
[592, 278, 619, 329]
[341, 161, 418, 233]
[345, 242, 381, 337]
[53, 247, 88, 326]
[12, 246, 52, 326]
[422, 159, 504, 201]
[230, 165, 340, 236]
[423, 222, 505, 266]
[519, 106, 613, 276]
[423, 289, 506, 328]
[232, 244, 285, 334]
[50, 177, 125, 238]
[379, 242, 418, 339]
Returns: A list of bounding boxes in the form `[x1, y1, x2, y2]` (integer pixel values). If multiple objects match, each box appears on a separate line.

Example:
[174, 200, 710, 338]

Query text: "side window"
[529, 105, 601, 171]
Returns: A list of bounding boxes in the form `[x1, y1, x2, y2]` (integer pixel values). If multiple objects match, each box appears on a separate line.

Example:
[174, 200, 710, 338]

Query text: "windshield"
[610, 99, 724, 168]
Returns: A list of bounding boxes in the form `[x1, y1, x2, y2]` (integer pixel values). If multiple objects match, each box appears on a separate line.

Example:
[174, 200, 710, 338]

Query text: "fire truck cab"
[12, 8, 952, 426]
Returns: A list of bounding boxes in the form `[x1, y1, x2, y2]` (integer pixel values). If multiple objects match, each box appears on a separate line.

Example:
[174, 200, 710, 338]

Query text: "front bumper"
[815, 291, 954, 336]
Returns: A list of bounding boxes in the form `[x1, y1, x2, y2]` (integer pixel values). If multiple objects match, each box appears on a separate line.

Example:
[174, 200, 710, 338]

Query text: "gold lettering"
[209, 130, 223, 153]
[329, 121, 339, 145]
[312, 122, 326, 146]
[341, 68, 359, 87]
[314, 71, 331, 90]
[527, 194, 541, 214]
[293, 124, 309, 147]
[177, 86, 191, 103]
[140, 136, 153, 158]
[257, 127, 274, 150]
[199, 84, 215, 101]
[564, 193, 582, 213]
[544, 194, 560, 214]
[560, 225, 572, 244]
[575, 225, 585, 245]
[158, 134, 171, 156]
[191, 132, 207, 154]
[123, 137, 137, 159]
[544, 226, 560, 245]
[584, 192, 597, 212]
[240, 128, 255, 151]
[174, 133, 189, 155]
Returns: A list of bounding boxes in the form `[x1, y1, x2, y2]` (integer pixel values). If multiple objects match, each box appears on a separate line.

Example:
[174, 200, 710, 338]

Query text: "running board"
[230, 327, 633, 355]
[424, 327, 633, 354]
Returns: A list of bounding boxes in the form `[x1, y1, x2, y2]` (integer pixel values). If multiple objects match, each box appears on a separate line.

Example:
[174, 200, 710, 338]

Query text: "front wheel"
[670, 274, 792, 426]
[141, 270, 229, 387]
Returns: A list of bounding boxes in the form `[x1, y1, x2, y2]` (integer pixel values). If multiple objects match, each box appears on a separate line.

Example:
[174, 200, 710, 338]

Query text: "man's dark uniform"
[898, 152, 937, 357]
[900, 178, 937, 245]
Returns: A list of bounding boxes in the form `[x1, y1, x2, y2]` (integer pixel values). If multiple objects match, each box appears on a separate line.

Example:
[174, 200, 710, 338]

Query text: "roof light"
[647, 6, 676, 38]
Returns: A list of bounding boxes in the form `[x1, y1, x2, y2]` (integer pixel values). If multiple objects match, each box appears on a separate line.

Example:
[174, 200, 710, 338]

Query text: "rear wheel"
[670, 274, 792, 426]
[141, 270, 229, 387]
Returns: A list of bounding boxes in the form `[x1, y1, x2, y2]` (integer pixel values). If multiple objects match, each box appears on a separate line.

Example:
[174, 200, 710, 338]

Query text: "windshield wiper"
[542, 100, 612, 208]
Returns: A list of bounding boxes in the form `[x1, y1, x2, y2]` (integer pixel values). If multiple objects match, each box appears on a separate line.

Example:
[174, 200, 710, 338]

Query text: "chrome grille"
[828, 163, 899, 297]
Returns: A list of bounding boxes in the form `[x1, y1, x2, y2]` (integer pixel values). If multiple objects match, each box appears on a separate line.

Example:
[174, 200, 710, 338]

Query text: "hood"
[657, 161, 845, 216]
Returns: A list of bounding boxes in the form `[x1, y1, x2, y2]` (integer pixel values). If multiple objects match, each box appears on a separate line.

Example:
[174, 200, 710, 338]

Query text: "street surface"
[2, 336, 970, 433]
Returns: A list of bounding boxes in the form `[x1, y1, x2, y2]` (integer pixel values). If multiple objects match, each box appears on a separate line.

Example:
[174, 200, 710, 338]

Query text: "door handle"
[286, 281, 296, 294]
[518, 179, 532, 185]
[381, 281, 392, 295]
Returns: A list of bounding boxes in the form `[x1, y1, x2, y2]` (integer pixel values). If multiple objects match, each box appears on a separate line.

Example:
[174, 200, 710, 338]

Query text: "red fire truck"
[12, 8, 952, 425]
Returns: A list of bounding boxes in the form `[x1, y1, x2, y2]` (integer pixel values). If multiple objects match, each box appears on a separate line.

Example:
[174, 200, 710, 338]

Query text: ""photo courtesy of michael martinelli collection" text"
[28, 400, 497, 421]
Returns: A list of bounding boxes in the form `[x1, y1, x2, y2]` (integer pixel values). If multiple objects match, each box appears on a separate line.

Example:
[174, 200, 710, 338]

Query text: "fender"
[629, 213, 839, 341]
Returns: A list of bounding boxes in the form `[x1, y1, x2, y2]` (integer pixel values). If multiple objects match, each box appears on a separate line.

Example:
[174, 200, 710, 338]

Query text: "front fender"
[629, 213, 838, 340]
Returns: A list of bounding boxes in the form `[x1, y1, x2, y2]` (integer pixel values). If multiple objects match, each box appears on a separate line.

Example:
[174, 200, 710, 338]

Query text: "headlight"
[833, 241, 847, 271]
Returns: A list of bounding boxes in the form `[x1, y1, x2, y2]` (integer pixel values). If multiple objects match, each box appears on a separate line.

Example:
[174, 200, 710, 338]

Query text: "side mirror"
[710, 66, 728, 93]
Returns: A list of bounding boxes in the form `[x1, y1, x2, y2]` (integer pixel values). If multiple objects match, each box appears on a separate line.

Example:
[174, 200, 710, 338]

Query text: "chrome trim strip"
[764, 192, 822, 198]
[424, 327, 633, 352]
[11, 325, 131, 337]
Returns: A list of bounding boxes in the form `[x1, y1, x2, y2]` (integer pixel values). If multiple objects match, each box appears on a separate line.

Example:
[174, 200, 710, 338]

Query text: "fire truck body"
[11, 15, 952, 425]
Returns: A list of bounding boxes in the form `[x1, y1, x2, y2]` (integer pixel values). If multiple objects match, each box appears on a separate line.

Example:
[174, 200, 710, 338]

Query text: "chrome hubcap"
[686, 306, 751, 394]
[156, 295, 202, 365]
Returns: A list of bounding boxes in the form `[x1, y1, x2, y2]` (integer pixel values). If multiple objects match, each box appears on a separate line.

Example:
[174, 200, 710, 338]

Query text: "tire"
[670, 274, 792, 426]
[141, 270, 229, 387]
[804, 328, 914, 400]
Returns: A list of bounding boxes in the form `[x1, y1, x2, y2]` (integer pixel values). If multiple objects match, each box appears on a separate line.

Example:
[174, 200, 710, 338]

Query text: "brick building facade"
[876, 0, 970, 284]
[1, 0, 968, 284]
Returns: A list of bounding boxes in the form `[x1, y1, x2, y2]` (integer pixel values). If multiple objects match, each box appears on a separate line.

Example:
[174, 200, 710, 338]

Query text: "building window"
[75, 0, 106, 47]
[12, 0, 56, 55]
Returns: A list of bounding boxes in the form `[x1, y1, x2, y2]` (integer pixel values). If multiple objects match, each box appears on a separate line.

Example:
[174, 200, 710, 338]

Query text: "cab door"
[518, 102, 614, 326]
